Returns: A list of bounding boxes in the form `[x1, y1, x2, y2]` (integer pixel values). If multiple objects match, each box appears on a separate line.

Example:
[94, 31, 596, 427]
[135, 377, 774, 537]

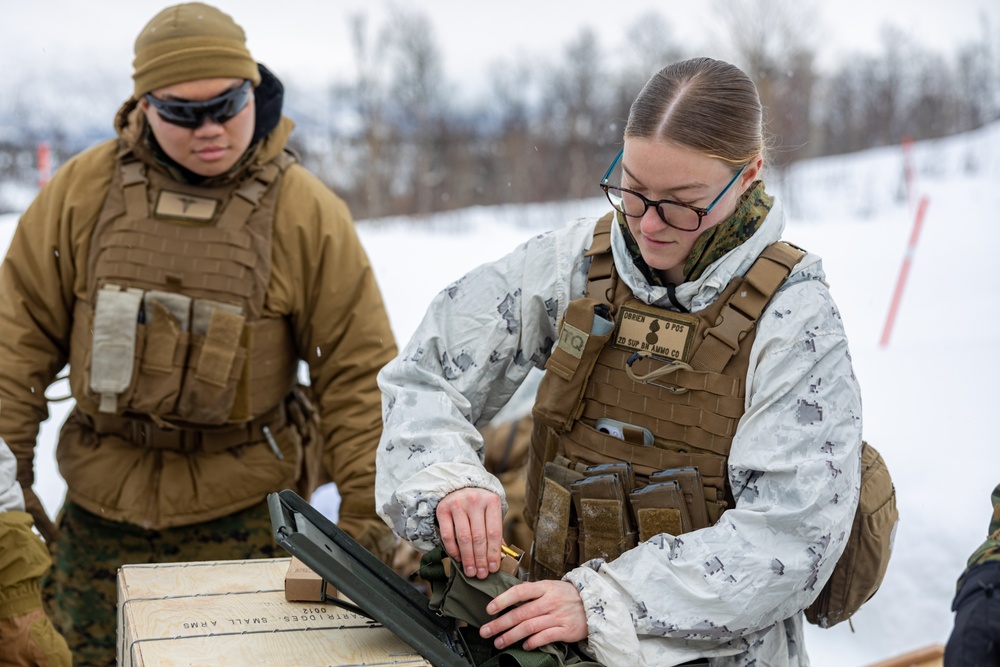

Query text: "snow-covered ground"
[2, 121, 998, 666]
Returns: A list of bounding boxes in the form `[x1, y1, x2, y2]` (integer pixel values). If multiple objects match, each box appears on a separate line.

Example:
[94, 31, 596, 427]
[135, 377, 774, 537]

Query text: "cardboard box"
[284, 555, 334, 602]
[117, 558, 432, 666]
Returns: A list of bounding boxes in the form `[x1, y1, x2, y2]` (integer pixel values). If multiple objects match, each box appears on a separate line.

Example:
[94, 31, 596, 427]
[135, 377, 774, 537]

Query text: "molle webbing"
[90, 154, 294, 319]
[583, 282, 749, 462]
[95, 219, 259, 303]
[526, 216, 804, 578]
[72, 150, 300, 428]
[216, 159, 285, 232]
[121, 160, 149, 220]
[582, 220, 804, 469]
[576, 244, 804, 471]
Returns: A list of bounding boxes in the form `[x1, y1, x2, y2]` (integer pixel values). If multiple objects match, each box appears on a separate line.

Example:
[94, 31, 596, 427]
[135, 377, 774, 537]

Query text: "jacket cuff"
[0, 511, 53, 586]
[0, 578, 42, 620]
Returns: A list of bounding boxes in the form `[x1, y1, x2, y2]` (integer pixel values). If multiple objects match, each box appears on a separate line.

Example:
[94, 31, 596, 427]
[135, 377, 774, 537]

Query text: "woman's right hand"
[436, 487, 504, 579]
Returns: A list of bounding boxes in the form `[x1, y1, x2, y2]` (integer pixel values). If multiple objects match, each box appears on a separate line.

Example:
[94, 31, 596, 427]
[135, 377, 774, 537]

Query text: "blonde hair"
[624, 57, 765, 168]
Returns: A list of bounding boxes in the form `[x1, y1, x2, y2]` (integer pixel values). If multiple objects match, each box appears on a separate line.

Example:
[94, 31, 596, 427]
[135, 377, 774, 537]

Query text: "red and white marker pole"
[879, 195, 930, 348]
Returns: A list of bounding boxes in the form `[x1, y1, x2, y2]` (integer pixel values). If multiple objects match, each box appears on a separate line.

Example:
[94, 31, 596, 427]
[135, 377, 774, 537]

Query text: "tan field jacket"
[0, 102, 397, 556]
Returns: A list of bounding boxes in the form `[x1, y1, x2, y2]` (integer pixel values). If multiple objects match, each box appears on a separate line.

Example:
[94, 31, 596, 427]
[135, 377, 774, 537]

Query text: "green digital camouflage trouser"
[42, 500, 282, 667]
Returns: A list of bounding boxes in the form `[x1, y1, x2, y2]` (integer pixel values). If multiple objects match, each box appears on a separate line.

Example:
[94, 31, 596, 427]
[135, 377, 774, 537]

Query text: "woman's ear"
[741, 155, 764, 188]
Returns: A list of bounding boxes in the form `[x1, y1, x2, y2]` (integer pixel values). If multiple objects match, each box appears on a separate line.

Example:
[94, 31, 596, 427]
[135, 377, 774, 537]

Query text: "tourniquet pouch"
[128, 290, 192, 415]
[419, 547, 603, 667]
[287, 384, 327, 495]
[532, 298, 616, 432]
[649, 467, 711, 530]
[629, 481, 691, 542]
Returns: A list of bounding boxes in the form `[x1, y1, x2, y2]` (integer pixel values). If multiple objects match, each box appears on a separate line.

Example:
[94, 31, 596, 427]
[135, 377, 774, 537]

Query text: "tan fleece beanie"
[132, 2, 261, 98]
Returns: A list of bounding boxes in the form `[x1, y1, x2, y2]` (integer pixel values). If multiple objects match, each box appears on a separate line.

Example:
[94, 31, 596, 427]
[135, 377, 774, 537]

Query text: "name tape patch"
[612, 302, 698, 362]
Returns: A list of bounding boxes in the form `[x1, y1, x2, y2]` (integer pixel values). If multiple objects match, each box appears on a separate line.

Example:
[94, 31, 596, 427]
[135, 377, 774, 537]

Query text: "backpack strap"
[693, 242, 805, 373]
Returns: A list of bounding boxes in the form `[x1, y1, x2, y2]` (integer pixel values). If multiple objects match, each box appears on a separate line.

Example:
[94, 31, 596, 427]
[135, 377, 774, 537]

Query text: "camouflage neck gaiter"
[617, 180, 773, 286]
[684, 180, 772, 281]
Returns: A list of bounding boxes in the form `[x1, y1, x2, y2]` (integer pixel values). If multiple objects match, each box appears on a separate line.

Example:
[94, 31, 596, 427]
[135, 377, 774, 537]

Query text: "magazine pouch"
[530, 460, 584, 580]
[571, 473, 634, 564]
[176, 299, 247, 424]
[129, 291, 192, 415]
[419, 547, 603, 667]
[649, 467, 711, 530]
[629, 481, 691, 542]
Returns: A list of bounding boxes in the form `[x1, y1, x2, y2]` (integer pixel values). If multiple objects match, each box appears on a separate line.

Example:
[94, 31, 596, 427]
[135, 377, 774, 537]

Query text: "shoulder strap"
[120, 158, 149, 219]
[584, 212, 617, 305]
[582, 217, 806, 374]
[215, 149, 298, 231]
[693, 242, 806, 373]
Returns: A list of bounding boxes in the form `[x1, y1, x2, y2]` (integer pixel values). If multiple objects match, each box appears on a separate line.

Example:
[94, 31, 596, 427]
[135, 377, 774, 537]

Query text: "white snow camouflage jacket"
[376, 200, 863, 666]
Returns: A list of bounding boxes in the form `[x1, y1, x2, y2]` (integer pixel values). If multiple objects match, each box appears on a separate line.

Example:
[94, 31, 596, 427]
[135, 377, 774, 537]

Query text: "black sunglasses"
[144, 80, 252, 129]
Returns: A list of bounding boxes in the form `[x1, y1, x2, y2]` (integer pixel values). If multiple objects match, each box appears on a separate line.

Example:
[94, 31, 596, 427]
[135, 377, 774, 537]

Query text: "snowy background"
[2, 120, 998, 665]
[3, 0, 996, 88]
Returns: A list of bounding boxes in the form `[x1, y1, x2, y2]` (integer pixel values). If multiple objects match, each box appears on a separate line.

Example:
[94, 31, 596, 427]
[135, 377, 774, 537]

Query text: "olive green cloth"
[0, 510, 71, 667]
[419, 547, 604, 667]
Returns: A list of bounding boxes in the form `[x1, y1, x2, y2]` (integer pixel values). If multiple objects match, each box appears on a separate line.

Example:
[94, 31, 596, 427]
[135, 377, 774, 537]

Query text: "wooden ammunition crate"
[864, 644, 944, 667]
[117, 558, 432, 666]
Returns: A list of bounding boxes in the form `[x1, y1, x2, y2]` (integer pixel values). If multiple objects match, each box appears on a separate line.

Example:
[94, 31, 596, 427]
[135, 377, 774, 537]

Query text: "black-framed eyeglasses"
[144, 80, 252, 129]
[599, 148, 748, 232]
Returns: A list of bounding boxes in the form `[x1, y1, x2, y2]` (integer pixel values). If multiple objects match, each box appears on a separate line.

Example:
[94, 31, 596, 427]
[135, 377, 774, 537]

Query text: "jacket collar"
[610, 198, 787, 313]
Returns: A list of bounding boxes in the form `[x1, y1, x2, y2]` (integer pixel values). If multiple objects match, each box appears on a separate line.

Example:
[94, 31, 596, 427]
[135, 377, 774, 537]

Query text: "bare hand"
[435, 487, 503, 579]
[480, 579, 588, 651]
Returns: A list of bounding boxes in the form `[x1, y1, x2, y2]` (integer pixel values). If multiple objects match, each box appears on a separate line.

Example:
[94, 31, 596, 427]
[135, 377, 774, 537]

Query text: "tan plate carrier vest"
[67, 149, 300, 453]
[526, 214, 804, 581]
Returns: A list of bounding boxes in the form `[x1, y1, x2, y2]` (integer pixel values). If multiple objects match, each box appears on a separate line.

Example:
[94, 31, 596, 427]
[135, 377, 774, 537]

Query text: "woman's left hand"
[479, 579, 588, 651]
